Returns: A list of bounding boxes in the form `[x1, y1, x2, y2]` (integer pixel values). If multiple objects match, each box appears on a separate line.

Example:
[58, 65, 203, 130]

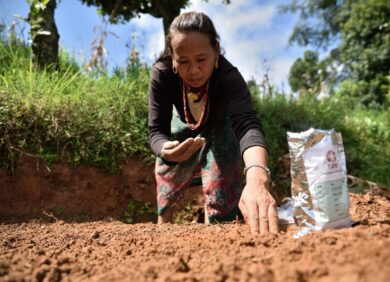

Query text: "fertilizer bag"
[287, 128, 352, 230]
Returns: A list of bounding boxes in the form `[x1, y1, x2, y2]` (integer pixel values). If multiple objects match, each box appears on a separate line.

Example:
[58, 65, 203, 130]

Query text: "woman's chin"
[187, 79, 205, 88]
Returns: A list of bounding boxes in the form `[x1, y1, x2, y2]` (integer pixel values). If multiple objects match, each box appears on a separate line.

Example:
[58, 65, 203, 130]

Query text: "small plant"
[173, 204, 195, 224]
[123, 199, 156, 224]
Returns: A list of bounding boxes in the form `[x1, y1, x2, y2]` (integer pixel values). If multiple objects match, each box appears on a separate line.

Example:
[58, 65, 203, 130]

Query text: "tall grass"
[1, 38, 389, 188]
[0, 39, 151, 172]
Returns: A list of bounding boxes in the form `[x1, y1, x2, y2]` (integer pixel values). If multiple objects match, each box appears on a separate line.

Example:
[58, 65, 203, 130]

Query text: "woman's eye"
[178, 61, 188, 65]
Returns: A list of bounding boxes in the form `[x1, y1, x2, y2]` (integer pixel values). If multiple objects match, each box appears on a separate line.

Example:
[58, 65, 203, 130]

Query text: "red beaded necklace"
[182, 81, 209, 130]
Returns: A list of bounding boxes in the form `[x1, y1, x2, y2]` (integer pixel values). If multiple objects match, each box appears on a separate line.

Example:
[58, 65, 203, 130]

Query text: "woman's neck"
[188, 83, 208, 92]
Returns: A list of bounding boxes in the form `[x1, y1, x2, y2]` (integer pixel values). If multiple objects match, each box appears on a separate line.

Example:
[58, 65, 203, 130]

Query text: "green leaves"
[27, 0, 51, 15]
[284, 0, 390, 105]
[80, 0, 230, 35]
[289, 50, 323, 96]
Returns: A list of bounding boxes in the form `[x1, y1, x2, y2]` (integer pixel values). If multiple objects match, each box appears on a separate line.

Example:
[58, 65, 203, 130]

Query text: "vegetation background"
[0, 0, 389, 196]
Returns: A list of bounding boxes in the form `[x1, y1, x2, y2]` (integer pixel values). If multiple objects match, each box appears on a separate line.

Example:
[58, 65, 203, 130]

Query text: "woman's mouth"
[188, 78, 203, 86]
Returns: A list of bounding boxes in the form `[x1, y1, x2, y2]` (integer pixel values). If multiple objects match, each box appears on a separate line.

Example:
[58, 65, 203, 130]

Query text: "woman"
[148, 11, 279, 235]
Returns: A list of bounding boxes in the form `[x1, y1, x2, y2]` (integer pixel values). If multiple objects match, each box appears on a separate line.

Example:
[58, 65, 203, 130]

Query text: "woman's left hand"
[239, 180, 279, 235]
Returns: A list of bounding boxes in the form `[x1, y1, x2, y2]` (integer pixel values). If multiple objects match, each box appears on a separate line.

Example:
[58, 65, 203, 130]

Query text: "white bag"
[287, 128, 352, 232]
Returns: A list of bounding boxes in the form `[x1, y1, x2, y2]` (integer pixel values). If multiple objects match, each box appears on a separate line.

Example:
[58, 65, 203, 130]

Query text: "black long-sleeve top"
[148, 55, 267, 158]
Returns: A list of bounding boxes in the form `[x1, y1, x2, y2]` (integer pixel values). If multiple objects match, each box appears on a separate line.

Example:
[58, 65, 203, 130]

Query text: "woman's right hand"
[161, 137, 205, 162]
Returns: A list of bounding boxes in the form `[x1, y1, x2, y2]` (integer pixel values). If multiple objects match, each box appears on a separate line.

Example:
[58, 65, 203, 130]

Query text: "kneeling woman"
[148, 11, 278, 235]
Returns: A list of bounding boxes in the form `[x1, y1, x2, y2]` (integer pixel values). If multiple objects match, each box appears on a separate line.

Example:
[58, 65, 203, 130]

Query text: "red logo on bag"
[326, 150, 337, 169]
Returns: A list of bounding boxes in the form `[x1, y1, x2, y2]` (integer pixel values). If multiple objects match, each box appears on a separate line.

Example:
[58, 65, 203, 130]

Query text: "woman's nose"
[188, 63, 200, 75]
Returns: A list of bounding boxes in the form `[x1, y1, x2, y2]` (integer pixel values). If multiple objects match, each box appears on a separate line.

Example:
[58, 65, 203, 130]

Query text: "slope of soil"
[1, 192, 389, 282]
[0, 156, 157, 221]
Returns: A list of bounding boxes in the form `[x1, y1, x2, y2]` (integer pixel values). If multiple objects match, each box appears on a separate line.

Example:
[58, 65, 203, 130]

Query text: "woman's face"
[171, 32, 218, 88]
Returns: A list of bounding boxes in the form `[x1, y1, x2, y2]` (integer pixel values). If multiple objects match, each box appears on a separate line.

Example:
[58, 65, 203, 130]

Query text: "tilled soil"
[1, 192, 389, 282]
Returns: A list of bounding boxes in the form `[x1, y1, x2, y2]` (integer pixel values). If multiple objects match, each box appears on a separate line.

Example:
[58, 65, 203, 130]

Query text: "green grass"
[1, 37, 389, 190]
[0, 39, 152, 172]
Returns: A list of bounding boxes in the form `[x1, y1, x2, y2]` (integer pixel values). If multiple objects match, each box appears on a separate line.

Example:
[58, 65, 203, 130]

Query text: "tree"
[289, 50, 323, 98]
[339, 0, 390, 104]
[282, 0, 390, 105]
[28, 0, 60, 70]
[281, 0, 347, 49]
[81, 0, 230, 36]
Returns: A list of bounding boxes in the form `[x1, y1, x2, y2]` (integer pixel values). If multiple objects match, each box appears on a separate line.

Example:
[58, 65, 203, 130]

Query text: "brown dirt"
[1, 157, 390, 281]
[0, 155, 157, 221]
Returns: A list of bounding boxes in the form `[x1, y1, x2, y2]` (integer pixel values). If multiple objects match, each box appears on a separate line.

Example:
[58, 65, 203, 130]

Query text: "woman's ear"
[215, 41, 220, 53]
[214, 42, 220, 69]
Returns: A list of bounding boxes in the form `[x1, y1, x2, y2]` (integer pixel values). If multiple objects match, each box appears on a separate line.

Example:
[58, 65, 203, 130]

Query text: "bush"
[253, 92, 390, 189]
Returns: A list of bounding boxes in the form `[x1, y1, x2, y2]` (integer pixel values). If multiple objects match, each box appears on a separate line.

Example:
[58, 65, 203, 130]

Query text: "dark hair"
[157, 11, 220, 62]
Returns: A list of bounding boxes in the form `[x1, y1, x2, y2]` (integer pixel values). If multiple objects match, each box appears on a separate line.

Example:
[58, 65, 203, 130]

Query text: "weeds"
[124, 200, 156, 224]
[0, 37, 152, 172]
[173, 204, 194, 224]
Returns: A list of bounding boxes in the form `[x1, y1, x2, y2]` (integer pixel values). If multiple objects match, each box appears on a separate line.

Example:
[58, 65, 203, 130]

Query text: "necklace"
[183, 81, 209, 130]
[185, 82, 208, 103]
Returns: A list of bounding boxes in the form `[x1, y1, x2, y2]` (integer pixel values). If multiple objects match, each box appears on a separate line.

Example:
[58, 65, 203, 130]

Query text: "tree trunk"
[29, 0, 60, 70]
[154, 0, 181, 37]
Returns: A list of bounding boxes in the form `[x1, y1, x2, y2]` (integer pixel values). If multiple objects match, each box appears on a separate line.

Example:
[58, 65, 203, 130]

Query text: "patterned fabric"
[155, 110, 243, 222]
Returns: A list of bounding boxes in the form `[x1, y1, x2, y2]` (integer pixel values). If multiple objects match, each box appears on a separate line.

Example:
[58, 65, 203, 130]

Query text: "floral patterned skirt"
[155, 110, 243, 222]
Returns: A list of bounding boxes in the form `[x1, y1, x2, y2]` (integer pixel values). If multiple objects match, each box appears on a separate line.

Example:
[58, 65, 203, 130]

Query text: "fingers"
[161, 139, 192, 162]
[240, 187, 280, 237]
[171, 138, 195, 155]
[178, 137, 204, 156]
[173, 138, 203, 160]
[239, 199, 249, 223]
[246, 200, 260, 235]
[268, 202, 279, 234]
[162, 140, 180, 150]
[259, 197, 269, 236]
[162, 137, 205, 162]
